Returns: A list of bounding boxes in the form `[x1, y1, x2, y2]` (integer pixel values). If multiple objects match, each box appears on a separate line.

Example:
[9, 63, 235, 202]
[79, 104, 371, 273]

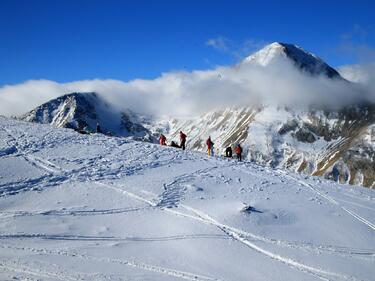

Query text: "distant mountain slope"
[168, 105, 375, 188]
[19, 92, 156, 141]
[166, 43, 374, 188]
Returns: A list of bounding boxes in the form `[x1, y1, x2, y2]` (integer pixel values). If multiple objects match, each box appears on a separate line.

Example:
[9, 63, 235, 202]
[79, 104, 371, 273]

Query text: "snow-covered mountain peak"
[19, 91, 158, 141]
[244, 42, 287, 66]
[244, 42, 342, 78]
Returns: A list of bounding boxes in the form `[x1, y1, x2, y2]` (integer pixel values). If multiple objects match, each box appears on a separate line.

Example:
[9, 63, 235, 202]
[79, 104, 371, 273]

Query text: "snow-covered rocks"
[19, 92, 156, 141]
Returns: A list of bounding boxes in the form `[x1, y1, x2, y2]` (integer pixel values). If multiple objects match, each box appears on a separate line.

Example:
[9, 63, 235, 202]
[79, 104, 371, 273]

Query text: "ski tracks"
[157, 166, 217, 208]
[96, 180, 364, 281]
[0, 244, 221, 281]
[0, 259, 83, 281]
[176, 205, 358, 281]
[278, 171, 375, 231]
[0, 233, 228, 243]
[23, 154, 65, 174]
[0, 206, 148, 219]
[232, 162, 375, 232]
[2, 127, 59, 173]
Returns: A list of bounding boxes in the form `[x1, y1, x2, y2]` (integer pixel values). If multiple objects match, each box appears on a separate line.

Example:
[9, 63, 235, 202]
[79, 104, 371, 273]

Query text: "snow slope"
[0, 117, 374, 281]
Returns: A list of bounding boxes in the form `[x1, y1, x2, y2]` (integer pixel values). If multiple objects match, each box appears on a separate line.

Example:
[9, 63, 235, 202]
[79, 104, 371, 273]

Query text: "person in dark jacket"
[170, 141, 180, 148]
[96, 122, 101, 133]
[179, 131, 187, 150]
[225, 146, 232, 158]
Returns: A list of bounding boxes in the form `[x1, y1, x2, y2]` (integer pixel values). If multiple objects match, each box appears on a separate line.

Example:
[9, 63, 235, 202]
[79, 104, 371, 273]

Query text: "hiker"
[170, 141, 180, 148]
[179, 131, 187, 150]
[332, 166, 340, 182]
[159, 134, 167, 145]
[235, 144, 242, 161]
[225, 146, 232, 158]
[96, 122, 101, 133]
[206, 136, 214, 156]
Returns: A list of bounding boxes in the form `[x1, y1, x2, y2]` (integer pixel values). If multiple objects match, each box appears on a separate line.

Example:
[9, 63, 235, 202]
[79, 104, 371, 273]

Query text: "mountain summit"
[19, 92, 156, 141]
[244, 42, 342, 79]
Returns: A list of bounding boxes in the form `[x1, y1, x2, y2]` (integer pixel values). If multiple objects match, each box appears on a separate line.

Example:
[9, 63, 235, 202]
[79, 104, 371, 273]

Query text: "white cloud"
[1, 56, 374, 119]
[0, 80, 66, 117]
[206, 37, 230, 52]
[339, 63, 375, 102]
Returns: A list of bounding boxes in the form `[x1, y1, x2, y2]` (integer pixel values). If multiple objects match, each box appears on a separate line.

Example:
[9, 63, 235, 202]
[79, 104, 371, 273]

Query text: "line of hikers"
[159, 132, 243, 161]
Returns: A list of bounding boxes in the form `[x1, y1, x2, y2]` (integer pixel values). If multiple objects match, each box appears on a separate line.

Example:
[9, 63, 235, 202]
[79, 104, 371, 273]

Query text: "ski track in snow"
[0, 233, 229, 242]
[94, 180, 365, 281]
[154, 165, 375, 260]
[276, 171, 375, 231]
[23, 154, 63, 174]
[335, 198, 375, 211]
[0, 206, 150, 219]
[177, 205, 363, 281]
[0, 259, 83, 281]
[157, 166, 220, 208]
[2, 128, 54, 169]
[2, 173, 373, 261]
[222, 160, 375, 232]
[0, 244, 221, 281]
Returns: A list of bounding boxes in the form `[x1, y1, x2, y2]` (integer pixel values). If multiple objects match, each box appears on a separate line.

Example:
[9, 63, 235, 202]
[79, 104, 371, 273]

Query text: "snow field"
[0, 117, 374, 280]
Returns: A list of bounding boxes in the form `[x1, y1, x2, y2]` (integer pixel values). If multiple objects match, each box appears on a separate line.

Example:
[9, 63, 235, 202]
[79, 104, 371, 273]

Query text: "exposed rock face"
[19, 92, 156, 142]
[293, 128, 316, 143]
[166, 107, 258, 152]
[167, 104, 375, 188]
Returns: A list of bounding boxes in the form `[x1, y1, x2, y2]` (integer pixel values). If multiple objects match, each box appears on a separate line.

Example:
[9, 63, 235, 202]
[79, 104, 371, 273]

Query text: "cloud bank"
[1, 56, 375, 119]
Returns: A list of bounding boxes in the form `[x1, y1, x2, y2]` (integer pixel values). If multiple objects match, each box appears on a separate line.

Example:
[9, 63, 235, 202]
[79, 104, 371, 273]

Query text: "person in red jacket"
[159, 134, 167, 145]
[206, 136, 214, 156]
[179, 131, 187, 150]
[235, 144, 242, 161]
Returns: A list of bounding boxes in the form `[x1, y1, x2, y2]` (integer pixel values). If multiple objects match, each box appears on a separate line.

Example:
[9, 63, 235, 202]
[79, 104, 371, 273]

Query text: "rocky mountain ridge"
[19, 92, 156, 142]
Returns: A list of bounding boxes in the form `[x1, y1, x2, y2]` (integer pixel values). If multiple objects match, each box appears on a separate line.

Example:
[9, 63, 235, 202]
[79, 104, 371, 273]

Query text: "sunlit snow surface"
[0, 116, 374, 281]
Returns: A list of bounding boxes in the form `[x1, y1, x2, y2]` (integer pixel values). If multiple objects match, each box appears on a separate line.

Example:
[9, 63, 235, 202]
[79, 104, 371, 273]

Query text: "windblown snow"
[0, 116, 374, 281]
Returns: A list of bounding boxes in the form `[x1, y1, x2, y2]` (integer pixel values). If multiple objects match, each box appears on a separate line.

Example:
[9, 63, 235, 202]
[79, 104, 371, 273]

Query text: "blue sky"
[1, 0, 375, 86]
